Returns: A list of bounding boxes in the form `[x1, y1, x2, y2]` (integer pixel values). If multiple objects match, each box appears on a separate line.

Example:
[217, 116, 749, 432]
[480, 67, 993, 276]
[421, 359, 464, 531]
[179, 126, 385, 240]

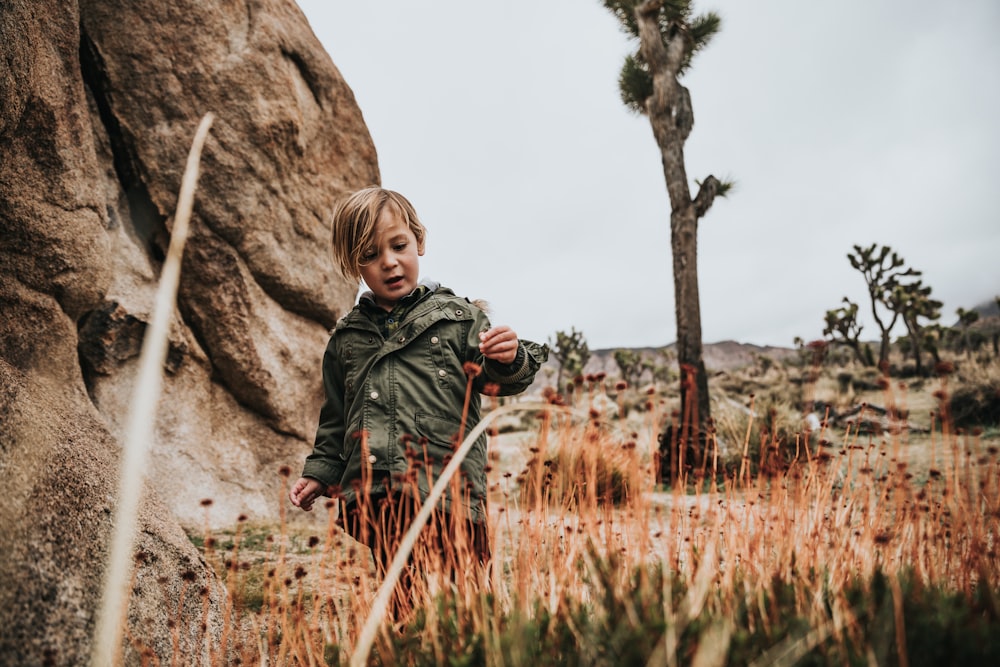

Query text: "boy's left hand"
[479, 326, 519, 365]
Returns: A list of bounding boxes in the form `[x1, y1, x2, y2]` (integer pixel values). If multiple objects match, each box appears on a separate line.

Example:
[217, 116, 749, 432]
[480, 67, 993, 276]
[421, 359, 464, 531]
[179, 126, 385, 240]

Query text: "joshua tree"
[823, 297, 872, 366]
[602, 0, 732, 475]
[891, 280, 941, 376]
[551, 327, 590, 394]
[847, 243, 920, 369]
[613, 348, 645, 388]
[918, 323, 948, 367]
[956, 306, 980, 358]
[650, 348, 676, 384]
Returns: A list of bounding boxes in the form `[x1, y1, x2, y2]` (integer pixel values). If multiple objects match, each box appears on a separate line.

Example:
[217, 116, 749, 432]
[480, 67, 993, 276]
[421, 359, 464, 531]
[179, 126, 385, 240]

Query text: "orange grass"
[152, 372, 999, 665]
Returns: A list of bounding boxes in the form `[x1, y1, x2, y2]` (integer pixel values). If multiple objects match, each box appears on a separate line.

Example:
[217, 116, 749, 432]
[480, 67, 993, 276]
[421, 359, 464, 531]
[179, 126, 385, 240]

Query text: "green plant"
[956, 306, 981, 357]
[550, 327, 590, 393]
[612, 348, 644, 388]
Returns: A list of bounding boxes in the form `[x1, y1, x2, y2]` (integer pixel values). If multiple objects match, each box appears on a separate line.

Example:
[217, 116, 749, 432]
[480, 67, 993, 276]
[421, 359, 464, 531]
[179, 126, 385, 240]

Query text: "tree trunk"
[878, 331, 892, 371]
[904, 315, 923, 376]
[867, 290, 895, 369]
[849, 341, 868, 367]
[635, 1, 720, 481]
[927, 341, 940, 365]
[671, 206, 711, 440]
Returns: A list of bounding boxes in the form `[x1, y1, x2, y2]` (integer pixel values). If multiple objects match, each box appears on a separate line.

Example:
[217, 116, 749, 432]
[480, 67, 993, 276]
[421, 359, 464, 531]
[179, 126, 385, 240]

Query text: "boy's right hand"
[289, 476, 326, 511]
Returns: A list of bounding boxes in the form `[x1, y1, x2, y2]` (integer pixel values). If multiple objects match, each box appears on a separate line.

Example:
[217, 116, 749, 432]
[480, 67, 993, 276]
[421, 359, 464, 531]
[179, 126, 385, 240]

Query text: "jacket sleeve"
[301, 333, 347, 488]
[469, 307, 549, 396]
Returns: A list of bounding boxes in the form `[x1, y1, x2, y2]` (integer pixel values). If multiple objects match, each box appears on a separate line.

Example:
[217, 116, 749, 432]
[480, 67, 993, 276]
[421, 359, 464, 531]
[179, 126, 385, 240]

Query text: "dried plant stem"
[91, 113, 214, 667]
[349, 400, 564, 667]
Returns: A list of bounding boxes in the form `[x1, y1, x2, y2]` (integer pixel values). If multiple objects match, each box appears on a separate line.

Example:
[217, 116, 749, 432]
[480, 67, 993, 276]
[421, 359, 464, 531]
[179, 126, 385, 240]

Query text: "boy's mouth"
[385, 276, 404, 287]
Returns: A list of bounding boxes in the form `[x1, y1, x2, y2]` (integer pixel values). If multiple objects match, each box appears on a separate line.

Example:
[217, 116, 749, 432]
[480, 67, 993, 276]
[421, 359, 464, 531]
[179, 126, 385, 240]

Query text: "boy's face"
[358, 205, 424, 310]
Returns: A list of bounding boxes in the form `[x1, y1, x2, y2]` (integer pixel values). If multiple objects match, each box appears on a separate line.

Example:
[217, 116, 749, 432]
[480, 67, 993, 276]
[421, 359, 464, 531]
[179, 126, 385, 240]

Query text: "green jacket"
[302, 284, 548, 522]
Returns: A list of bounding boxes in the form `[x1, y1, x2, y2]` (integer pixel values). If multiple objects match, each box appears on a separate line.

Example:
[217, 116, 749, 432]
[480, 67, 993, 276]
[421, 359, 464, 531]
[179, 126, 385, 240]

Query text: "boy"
[289, 187, 547, 614]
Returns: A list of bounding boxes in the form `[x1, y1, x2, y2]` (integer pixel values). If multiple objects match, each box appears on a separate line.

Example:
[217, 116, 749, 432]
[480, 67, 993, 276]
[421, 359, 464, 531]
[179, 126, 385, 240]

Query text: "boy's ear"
[417, 240, 425, 255]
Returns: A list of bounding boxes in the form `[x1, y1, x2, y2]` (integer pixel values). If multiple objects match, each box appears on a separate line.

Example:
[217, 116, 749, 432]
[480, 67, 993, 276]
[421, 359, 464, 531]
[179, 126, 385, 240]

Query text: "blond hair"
[330, 187, 427, 282]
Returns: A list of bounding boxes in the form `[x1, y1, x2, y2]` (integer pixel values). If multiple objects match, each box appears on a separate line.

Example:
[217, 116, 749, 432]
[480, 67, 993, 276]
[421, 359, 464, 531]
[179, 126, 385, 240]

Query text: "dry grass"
[165, 355, 1000, 665]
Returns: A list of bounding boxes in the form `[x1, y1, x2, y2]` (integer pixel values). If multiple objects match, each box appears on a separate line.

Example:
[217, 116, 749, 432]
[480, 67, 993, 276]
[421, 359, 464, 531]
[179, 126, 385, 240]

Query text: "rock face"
[0, 0, 377, 664]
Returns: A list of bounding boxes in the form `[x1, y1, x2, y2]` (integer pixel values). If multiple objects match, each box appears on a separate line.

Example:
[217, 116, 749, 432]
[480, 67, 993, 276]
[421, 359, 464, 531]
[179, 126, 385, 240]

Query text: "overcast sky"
[297, 0, 1000, 351]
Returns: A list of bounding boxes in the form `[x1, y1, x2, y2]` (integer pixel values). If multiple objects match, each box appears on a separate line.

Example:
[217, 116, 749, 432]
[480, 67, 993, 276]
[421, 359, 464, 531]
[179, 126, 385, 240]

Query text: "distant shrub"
[712, 395, 810, 478]
[518, 424, 643, 507]
[836, 370, 854, 394]
[950, 375, 1000, 427]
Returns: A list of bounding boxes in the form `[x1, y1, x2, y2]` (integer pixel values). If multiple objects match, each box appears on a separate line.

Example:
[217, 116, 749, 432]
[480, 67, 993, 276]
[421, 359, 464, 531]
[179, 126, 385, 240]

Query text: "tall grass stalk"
[90, 113, 215, 667]
[172, 357, 999, 664]
[349, 400, 560, 667]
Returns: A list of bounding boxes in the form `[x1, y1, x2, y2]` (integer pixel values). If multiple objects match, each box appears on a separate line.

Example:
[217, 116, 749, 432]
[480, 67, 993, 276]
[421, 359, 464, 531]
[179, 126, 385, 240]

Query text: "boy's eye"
[392, 242, 408, 252]
[360, 249, 377, 263]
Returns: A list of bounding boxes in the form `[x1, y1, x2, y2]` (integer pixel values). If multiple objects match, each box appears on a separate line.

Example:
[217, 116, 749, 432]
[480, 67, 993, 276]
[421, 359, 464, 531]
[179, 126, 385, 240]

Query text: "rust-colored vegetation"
[163, 352, 1000, 665]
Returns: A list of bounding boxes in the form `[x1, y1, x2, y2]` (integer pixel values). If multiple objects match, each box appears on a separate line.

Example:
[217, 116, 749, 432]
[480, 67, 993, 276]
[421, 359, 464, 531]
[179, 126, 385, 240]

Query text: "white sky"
[297, 0, 1000, 350]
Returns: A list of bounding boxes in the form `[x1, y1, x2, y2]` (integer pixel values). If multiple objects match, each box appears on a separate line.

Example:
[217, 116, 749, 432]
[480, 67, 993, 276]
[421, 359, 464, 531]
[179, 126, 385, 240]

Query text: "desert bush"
[836, 370, 854, 394]
[949, 375, 1000, 428]
[849, 366, 884, 391]
[712, 393, 812, 479]
[714, 370, 757, 397]
[945, 358, 1000, 428]
[517, 416, 647, 507]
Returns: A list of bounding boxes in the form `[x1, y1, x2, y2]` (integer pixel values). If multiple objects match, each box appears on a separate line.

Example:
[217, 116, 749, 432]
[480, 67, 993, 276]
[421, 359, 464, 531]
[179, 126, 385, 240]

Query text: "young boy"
[289, 187, 547, 614]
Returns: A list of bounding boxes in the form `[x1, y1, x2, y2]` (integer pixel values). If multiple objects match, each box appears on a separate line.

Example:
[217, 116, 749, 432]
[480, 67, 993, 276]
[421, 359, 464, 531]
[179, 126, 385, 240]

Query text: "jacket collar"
[357, 278, 441, 309]
[340, 279, 446, 333]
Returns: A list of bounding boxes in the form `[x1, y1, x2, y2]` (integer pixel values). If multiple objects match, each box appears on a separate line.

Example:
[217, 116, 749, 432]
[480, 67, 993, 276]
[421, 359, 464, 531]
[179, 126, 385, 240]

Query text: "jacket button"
[370, 390, 379, 400]
[368, 455, 377, 464]
[398, 336, 405, 343]
[455, 309, 463, 316]
[430, 336, 439, 344]
[438, 369, 446, 377]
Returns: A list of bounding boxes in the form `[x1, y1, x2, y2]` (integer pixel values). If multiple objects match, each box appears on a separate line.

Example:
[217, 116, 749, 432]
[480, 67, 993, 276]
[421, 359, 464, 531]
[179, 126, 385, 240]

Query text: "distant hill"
[972, 297, 1000, 318]
[586, 340, 797, 375]
[529, 340, 798, 393]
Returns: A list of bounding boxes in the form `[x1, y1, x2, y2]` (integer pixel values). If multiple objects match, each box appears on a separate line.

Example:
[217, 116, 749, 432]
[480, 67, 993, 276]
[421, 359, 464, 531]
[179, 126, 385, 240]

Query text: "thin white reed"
[90, 113, 214, 667]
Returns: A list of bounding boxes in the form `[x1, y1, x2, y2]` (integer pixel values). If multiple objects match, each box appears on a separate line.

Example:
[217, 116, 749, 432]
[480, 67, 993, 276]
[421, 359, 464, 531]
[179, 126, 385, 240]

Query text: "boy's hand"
[289, 476, 326, 512]
[479, 326, 519, 365]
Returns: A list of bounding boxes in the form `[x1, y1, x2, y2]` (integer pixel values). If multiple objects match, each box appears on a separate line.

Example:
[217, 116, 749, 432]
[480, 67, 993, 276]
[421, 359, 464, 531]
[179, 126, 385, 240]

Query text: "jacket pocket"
[414, 411, 464, 451]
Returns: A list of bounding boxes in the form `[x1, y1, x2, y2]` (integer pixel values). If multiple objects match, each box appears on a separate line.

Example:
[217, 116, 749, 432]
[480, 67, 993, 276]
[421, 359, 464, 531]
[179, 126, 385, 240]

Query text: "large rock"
[75, 0, 377, 526]
[0, 0, 377, 663]
[0, 357, 228, 666]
